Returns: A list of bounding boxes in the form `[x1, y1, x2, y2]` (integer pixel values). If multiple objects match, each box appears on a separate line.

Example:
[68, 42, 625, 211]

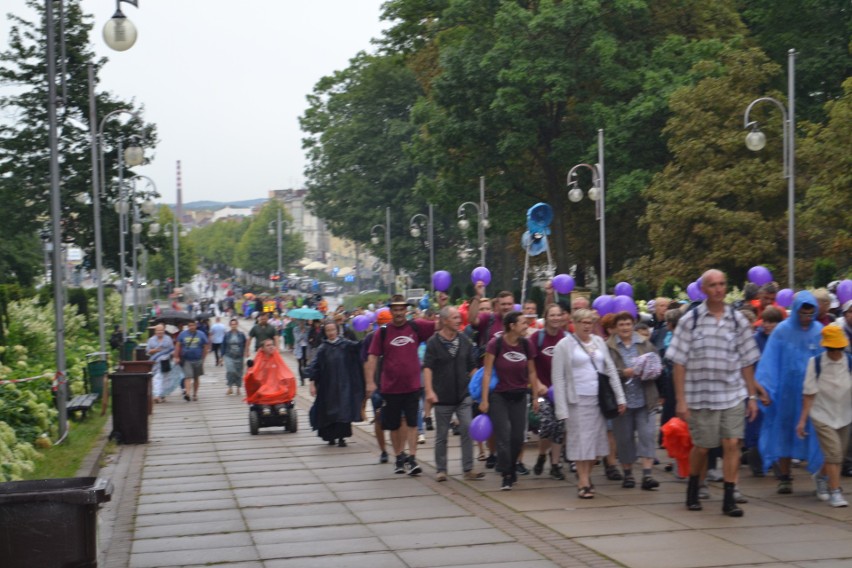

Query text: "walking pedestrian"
[174, 319, 210, 402]
[223, 318, 247, 396]
[146, 324, 174, 403]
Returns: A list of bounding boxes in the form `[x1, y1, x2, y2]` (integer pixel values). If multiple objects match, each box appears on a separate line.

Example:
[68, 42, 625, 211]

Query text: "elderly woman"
[552, 308, 626, 499]
[306, 319, 365, 447]
[146, 324, 175, 403]
[480, 311, 544, 491]
[222, 318, 247, 396]
[606, 310, 661, 490]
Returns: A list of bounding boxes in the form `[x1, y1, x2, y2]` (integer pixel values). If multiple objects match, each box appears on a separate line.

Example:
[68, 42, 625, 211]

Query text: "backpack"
[813, 352, 852, 379]
[468, 335, 530, 402]
[535, 328, 568, 349]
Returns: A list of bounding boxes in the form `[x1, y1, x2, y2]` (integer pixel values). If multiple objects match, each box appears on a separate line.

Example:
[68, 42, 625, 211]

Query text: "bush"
[813, 258, 837, 288]
[658, 277, 683, 299]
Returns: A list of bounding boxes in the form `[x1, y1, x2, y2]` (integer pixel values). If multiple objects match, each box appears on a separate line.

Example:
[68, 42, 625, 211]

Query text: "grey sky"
[3, 0, 388, 203]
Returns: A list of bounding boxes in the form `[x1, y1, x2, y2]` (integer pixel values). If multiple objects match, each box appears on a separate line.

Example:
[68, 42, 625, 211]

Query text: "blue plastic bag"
[468, 367, 498, 403]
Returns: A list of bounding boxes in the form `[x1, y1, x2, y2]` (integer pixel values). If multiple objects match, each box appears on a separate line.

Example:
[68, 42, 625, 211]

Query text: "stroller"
[243, 348, 298, 435]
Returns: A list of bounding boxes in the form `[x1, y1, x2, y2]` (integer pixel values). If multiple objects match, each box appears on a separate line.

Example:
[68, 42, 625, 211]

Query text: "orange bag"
[661, 417, 693, 478]
[243, 349, 296, 405]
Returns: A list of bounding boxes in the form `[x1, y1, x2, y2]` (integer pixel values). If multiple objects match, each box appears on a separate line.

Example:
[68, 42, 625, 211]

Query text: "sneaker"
[516, 462, 530, 476]
[706, 468, 724, 482]
[183, 392, 191, 402]
[379, 451, 389, 464]
[641, 476, 660, 491]
[569, 461, 577, 473]
[533, 455, 547, 476]
[501, 475, 513, 491]
[425, 417, 434, 431]
[417, 433, 426, 445]
[777, 476, 793, 494]
[485, 454, 497, 469]
[698, 483, 710, 500]
[463, 471, 486, 480]
[436, 471, 447, 482]
[829, 489, 848, 508]
[813, 473, 830, 502]
[550, 465, 566, 481]
[394, 454, 407, 474]
[407, 455, 422, 476]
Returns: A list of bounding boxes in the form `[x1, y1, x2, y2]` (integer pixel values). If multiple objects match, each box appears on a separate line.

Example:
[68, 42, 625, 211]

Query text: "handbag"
[571, 334, 619, 419]
[160, 359, 172, 373]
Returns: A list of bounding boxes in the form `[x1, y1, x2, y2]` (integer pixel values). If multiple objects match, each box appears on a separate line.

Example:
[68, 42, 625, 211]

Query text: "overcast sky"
[2, 0, 389, 204]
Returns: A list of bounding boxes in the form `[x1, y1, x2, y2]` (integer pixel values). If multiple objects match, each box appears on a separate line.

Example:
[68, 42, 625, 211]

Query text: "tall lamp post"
[129, 176, 157, 324]
[163, 219, 185, 293]
[267, 208, 287, 281]
[743, 49, 796, 290]
[370, 207, 392, 296]
[113, 139, 144, 339]
[457, 176, 490, 266]
[409, 205, 434, 294]
[567, 129, 606, 296]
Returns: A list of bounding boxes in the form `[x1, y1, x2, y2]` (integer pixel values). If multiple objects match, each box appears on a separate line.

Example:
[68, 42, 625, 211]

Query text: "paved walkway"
[93, 332, 852, 568]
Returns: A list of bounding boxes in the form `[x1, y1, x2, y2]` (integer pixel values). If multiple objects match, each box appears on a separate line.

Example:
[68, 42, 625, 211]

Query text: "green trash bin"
[0, 477, 113, 568]
[86, 359, 108, 396]
[121, 338, 138, 361]
[136, 316, 150, 333]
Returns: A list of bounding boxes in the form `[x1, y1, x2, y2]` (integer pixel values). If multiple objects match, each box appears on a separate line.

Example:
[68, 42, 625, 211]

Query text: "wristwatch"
[747, 395, 757, 400]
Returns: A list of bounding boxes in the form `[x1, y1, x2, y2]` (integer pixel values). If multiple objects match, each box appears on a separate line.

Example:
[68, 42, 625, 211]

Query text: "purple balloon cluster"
[592, 281, 637, 317]
[352, 315, 370, 332]
[432, 270, 452, 292]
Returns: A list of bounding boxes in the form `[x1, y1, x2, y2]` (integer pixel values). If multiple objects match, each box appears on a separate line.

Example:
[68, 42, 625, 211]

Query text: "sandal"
[578, 486, 595, 499]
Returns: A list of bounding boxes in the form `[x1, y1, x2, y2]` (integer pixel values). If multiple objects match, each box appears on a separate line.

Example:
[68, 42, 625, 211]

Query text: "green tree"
[189, 216, 250, 272]
[234, 202, 304, 275]
[0, 0, 157, 281]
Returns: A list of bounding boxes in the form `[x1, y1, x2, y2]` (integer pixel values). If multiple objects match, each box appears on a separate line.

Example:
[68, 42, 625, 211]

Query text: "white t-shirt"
[803, 353, 852, 429]
[572, 339, 603, 397]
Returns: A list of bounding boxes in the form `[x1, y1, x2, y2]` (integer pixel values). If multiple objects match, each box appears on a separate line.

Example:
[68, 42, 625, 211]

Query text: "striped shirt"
[666, 304, 760, 410]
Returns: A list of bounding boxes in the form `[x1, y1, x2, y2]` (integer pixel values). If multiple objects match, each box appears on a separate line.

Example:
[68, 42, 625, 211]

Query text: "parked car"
[320, 282, 341, 295]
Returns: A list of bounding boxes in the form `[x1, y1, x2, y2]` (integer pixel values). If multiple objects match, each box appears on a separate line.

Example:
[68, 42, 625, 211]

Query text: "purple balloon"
[686, 281, 706, 302]
[513, 303, 522, 312]
[470, 414, 493, 442]
[592, 294, 615, 316]
[776, 288, 794, 308]
[838, 279, 852, 304]
[614, 281, 634, 298]
[471, 266, 492, 286]
[365, 311, 376, 323]
[552, 274, 575, 295]
[432, 270, 452, 292]
[547, 386, 554, 403]
[613, 295, 638, 317]
[352, 315, 370, 332]
[747, 266, 773, 286]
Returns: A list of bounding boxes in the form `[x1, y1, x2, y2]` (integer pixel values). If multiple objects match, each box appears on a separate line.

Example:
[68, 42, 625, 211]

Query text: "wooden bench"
[67, 393, 99, 420]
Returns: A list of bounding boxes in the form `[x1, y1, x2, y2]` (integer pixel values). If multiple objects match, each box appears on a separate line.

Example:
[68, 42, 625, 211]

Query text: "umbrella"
[287, 307, 324, 320]
[195, 312, 215, 321]
[304, 261, 328, 271]
[153, 309, 193, 326]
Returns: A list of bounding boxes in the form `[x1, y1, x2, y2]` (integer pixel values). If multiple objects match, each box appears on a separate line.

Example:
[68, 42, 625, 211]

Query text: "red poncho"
[243, 349, 297, 405]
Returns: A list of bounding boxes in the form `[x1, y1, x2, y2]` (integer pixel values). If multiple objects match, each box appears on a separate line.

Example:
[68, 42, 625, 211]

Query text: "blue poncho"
[757, 291, 824, 473]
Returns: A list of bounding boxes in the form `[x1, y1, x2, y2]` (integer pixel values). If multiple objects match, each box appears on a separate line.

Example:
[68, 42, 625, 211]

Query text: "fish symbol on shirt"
[503, 352, 526, 363]
[390, 336, 415, 347]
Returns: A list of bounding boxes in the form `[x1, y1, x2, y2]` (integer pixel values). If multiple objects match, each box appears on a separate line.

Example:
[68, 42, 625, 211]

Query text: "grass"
[23, 402, 110, 480]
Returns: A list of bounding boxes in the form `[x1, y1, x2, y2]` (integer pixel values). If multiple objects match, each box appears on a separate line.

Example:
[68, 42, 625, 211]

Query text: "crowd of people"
[145, 271, 852, 517]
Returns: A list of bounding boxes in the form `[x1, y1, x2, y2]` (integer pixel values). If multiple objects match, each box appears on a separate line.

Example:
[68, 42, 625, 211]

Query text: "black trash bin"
[109, 371, 152, 444]
[0, 477, 113, 568]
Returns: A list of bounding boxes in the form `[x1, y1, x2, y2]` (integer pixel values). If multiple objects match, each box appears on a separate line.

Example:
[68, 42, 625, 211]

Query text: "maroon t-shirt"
[475, 312, 504, 344]
[531, 329, 567, 387]
[368, 319, 436, 394]
[487, 336, 537, 392]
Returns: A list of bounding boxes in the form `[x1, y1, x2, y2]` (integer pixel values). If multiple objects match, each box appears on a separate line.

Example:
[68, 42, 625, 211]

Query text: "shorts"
[381, 391, 419, 431]
[181, 360, 204, 380]
[812, 419, 851, 464]
[687, 404, 745, 449]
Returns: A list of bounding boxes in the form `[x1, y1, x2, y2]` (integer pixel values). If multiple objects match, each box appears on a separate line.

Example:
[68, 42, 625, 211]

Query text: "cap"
[821, 325, 849, 349]
[377, 310, 393, 325]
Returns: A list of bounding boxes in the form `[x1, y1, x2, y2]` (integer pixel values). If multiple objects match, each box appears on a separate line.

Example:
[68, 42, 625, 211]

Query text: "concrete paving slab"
[138, 488, 234, 505]
[706, 523, 852, 545]
[129, 544, 260, 568]
[251, 524, 374, 544]
[366, 516, 494, 536]
[396, 542, 548, 567]
[575, 531, 775, 568]
[132, 531, 254, 554]
[637, 502, 808, 530]
[263, 551, 407, 568]
[133, 508, 244, 528]
[526, 506, 689, 538]
[247, 511, 362, 532]
[236, 490, 339, 508]
[747, 538, 852, 563]
[380, 527, 514, 549]
[136, 496, 238, 515]
[256, 536, 387, 559]
[134, 518, 247, 539]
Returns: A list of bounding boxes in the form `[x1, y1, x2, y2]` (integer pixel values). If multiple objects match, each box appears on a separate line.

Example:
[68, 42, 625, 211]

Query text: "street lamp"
[128, 175, 158, 325]
[743, 49, 796, 290]
[409, 204, 435, 294]
[103, 0, 139, 52]
[114, 138, 144, 340]
[567, 129, 606, 295]
[267, 208, 288, 282]
[457, 176, 490, 266]
[370, 207, 392, 295]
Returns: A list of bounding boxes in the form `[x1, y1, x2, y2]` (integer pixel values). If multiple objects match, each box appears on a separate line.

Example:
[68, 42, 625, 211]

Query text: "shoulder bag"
[571, 334, 619, 419]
